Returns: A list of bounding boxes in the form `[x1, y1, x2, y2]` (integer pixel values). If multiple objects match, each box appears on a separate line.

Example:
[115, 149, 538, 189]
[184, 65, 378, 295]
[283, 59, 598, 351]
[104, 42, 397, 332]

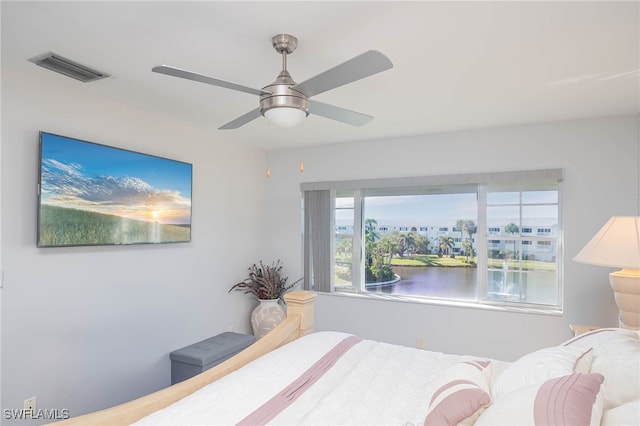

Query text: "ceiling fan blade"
[308, 100, 373, 126]
[152, 65, 270, 97]
[218, 108, 262, 130]
[292, 50, 393, 98]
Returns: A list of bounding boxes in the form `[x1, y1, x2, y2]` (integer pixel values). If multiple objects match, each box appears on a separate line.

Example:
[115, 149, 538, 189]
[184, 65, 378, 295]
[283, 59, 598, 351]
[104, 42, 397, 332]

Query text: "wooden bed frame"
[50, 290, 317, 425]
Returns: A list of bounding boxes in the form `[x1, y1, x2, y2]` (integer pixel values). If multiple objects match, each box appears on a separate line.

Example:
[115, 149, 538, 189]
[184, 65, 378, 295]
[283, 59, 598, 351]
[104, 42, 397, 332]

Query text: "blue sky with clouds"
[39, 132, 192, 224]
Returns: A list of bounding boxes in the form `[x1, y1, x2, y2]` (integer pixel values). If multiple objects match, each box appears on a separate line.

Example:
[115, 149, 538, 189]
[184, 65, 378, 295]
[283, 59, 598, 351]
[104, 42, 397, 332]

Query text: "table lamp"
[573, 216, 640, 329]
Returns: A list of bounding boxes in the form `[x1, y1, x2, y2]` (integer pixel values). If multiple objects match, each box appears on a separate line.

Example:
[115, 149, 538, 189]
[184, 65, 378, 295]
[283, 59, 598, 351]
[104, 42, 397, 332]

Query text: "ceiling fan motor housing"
[259, 69, 309, 117]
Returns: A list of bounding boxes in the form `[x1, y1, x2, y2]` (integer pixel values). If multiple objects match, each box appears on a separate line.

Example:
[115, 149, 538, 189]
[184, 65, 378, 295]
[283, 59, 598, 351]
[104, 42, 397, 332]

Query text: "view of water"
[367, 266, 477, 299]
[365, 265, 557, 305]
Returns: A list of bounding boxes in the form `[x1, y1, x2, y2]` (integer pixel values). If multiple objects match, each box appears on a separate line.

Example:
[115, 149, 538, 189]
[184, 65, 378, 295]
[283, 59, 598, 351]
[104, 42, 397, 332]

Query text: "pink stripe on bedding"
[236, 335, 363, 426]
[424, 388, 491, 426]
[429, 380, 477, 406]
[462, 360, 491, 370]
[573, 347, 593, 370]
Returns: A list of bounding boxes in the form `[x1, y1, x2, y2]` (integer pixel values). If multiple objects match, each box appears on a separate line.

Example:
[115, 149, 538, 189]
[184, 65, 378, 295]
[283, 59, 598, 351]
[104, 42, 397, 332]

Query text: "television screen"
[37, 132, 193, 247]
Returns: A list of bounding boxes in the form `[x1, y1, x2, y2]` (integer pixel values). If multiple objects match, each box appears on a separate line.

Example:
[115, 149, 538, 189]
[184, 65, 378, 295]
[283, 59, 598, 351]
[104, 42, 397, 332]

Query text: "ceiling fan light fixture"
[259, 68, 309, 128]
[264, 107, 307, 128]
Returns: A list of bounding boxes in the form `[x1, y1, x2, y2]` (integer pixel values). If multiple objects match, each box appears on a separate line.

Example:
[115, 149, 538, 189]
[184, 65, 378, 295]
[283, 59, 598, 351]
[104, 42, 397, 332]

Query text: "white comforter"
[135, 331, 485, 425]
[135, 329, 640, 426]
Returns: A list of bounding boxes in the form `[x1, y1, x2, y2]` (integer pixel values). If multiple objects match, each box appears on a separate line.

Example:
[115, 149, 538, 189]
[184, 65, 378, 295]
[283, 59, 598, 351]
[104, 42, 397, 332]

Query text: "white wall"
[0, 67, 267, 421]
[0, 0, 4, 409]
[2, 58, 637, 421]
[264, 114, 639, 361]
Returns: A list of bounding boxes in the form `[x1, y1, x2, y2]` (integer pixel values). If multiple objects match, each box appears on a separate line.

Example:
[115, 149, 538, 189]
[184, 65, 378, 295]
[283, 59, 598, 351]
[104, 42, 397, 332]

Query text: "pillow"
[476, 372, 605, 426]
[563, 328, 640, 409]
[492, 345, 593, 399]
[424, 360, 492, 426]
[602, 401, 640, 426]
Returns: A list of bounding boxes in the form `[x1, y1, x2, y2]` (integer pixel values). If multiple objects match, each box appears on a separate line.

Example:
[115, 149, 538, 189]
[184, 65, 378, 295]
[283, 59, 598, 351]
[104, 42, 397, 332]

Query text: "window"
[302, 169, 563, 311]
[485, 179, 560, 306]
[333, 194, 355, 286]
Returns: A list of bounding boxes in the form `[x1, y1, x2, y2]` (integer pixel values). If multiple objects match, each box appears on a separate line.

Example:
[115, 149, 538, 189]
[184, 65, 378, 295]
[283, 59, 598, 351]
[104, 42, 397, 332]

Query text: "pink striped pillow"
[475, 372, 605, 426]
[534, 373, 605, 425]
[492, 345, 593, 399]
[424, 360, 492, 426]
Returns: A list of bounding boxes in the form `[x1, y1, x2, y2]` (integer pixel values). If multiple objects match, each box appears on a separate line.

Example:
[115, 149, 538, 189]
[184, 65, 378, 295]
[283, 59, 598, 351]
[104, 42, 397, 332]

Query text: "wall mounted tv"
[37, 132, 193, 247]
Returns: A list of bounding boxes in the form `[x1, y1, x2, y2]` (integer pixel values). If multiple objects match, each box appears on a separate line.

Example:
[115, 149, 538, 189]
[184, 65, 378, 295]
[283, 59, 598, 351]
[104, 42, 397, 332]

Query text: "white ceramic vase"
[251, 299, 286, 339]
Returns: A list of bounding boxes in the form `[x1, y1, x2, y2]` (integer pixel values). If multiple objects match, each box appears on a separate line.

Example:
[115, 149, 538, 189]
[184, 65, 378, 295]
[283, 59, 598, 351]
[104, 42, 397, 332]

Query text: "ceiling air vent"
[28, 52, 110, 83]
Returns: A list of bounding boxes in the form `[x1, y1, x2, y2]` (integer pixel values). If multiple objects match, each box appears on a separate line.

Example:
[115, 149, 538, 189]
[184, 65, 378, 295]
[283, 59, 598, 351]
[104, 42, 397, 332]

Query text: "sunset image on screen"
[38, 132, 192, 247]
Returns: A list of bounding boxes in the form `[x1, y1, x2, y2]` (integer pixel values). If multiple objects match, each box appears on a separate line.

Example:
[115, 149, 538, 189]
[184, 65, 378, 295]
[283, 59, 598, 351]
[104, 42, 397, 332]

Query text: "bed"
[51, 290, 639, 425]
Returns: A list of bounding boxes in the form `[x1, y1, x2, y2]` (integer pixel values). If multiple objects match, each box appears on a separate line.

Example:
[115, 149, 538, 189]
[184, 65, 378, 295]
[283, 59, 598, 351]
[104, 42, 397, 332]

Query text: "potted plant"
[229, 260, 302, 338]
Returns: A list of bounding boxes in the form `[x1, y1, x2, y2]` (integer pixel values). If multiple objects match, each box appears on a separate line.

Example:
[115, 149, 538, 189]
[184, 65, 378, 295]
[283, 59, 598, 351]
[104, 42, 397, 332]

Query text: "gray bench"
[169, 332, 256, 384]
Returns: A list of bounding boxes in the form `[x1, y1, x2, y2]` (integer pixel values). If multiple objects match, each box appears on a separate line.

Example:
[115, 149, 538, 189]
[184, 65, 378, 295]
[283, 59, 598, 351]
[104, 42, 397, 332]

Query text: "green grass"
[391, 254, 474, 267]
[390, 254, 555, 271]
[488, 259, 556, 271]
[39, 204, 190, 247]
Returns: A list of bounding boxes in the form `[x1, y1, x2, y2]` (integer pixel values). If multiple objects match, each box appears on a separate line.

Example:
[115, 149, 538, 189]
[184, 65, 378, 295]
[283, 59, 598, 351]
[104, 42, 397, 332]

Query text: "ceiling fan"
[152, 34, 393, 130]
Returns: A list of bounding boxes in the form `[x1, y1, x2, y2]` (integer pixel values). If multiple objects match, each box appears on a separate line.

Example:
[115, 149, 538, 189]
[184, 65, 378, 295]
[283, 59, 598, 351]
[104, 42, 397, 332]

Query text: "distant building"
[335, 219, 557, 262]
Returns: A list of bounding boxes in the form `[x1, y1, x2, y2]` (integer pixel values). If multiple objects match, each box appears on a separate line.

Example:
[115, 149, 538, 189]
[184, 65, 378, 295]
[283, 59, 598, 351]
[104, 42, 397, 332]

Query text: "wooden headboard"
[49, 290, 317, 425]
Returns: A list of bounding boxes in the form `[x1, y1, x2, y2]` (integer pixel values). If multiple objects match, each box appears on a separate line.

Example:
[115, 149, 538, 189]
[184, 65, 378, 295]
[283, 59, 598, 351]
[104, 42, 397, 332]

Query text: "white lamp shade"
[264, 107, 306, 128]
[573, 216, 640, 269]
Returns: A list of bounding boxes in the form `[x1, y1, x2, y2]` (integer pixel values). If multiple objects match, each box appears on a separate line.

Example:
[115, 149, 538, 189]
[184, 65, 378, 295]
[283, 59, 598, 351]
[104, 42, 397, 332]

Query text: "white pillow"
[563, 328, 640, 409]
[424, 360, 492, 426]
[476, 372, 605, 426]
[602, 401, 640, 426]
[492, 345, 593, 399]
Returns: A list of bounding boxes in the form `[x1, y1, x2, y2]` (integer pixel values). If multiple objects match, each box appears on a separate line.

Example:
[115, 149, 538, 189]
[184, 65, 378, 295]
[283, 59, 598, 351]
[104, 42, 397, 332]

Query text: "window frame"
[302, 169, 564, 313]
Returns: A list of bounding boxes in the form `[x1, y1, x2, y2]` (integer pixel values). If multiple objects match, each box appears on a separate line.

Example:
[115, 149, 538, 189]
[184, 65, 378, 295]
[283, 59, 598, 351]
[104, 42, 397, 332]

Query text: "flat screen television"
[37, 131, 193, 247]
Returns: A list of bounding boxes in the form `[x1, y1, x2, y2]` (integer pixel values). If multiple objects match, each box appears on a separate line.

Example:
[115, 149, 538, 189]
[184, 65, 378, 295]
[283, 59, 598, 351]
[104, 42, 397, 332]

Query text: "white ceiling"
[2, 1, 639, 150]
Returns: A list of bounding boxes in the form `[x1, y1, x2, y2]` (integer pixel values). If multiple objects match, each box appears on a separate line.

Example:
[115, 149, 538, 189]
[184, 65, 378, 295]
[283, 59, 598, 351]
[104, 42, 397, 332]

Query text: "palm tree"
[365, 218, 380, 243]
[461, 238, 474, 261]
[414, 233, 429, 254]
[504, 222, 519, 259]
[463, 220, 477, 257]
[399, 232, 416, 257]
[336, 238, 352, 262]
[439, 236, 454, 256]
[364, 218, 380, 269]
[381, 238, 397, 263]
[380, 231, 402, 257]
[504, 223, 519, 234]
[455, 219, 466, 251]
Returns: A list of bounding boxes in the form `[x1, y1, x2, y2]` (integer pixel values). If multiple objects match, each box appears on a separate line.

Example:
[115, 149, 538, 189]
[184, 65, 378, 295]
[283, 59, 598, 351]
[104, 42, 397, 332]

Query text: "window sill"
[320, 290, 563, 317]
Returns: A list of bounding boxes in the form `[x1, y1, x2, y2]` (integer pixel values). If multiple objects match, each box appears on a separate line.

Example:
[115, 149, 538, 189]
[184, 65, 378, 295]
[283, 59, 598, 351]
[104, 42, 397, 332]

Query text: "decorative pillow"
[424, 360, 492, 426]
[563, 328, 640, 409]
[492, 346, 593, 400]
[476, 372, 605, 426]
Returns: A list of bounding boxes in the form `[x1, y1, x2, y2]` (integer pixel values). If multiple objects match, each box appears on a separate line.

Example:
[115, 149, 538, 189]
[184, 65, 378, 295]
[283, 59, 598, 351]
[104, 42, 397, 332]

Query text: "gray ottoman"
[170, 332, 256, 384]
